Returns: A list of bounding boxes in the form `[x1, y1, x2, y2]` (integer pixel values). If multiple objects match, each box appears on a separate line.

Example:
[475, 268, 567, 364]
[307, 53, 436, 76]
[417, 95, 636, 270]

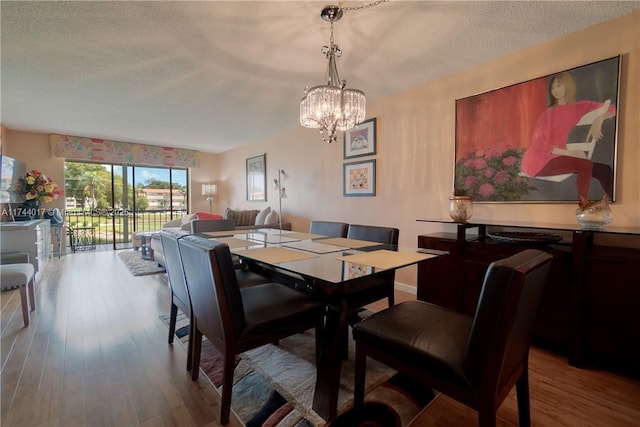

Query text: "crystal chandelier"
[300, 5, 366, 143]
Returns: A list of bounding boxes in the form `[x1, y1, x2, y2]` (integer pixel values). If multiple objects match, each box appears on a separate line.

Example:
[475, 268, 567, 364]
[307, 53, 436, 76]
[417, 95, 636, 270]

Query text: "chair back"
[178, 235, 245, 347]
[463, 249, 552, 390]
[159, 229, 191, 313]
[310, 220, 349, 238]
[191, 219, 236, 233]
[347, 224, 399, 245]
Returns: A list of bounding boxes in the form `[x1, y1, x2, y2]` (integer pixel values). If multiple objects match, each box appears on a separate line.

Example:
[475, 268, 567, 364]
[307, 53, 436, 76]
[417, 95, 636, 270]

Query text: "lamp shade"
[202, 184, 217, 196]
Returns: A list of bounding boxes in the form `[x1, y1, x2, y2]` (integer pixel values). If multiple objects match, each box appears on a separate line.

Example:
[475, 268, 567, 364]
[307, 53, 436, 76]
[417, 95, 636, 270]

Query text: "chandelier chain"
[342, 0, 389, 13]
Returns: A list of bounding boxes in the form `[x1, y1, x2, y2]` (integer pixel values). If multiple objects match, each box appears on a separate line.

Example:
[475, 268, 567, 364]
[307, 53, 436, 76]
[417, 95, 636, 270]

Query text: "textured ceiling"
[1, 1, 638, 154]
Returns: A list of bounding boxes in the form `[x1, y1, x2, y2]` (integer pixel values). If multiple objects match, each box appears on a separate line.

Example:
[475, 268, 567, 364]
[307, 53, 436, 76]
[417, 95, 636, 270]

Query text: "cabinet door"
[583, 246, 640, 378]
[417, 235, 464, 312]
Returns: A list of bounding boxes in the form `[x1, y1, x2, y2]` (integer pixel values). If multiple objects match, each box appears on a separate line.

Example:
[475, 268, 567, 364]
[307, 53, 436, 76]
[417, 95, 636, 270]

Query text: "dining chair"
[309, 220, 349, 238]
[352, 249, 553, 427]
[346, 224, 399, 308]
[160, 230, 270, 372]
[159, 229, 194, 370]
[177, 234, 326, 425]
[190, 219, 236, 233]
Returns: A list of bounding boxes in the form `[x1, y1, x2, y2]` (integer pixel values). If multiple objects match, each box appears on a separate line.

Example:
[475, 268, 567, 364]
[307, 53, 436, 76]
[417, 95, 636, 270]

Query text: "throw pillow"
[265, 210, 279, 225]
[195, 212, 223, 220]
[224, 208, 260, 226]
[254, 207, 271, 225]
[180, 214, 196, 226]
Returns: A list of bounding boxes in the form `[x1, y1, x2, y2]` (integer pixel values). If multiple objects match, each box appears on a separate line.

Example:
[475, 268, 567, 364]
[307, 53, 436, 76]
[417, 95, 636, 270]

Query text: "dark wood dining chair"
[346, 224, 399, 308]
[177, 234, 326, 425]
[159, 229, 194, 370]
[309, 220, 349, 238]
[353, 249, 553, 427]
[160, 229, 270, 372]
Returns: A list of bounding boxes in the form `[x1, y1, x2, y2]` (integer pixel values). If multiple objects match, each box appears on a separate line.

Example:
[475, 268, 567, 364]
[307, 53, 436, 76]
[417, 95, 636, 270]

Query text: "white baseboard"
[394, 281, 417, 296]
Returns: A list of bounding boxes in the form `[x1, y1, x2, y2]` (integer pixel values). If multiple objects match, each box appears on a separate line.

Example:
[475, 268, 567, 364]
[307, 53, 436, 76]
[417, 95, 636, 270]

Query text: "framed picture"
[343, 159, 376, 197]
[246, 153, 266, 201]
[344, 118, 376, 159]
[454, 56, 620, 203]
[342, 262, 373, 280]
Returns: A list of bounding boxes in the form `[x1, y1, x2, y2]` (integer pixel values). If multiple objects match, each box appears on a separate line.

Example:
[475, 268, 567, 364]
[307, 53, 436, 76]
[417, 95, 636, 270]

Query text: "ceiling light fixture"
[300, 5, 366, 144]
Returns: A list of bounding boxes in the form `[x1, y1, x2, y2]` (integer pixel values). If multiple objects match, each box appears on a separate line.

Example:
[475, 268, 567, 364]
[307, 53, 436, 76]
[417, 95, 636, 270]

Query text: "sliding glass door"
[65, 161, 188, 250]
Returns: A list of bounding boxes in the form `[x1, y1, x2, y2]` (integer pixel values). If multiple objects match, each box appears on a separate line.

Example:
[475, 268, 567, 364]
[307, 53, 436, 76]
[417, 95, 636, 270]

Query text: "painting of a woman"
[521, 71, 616, 207]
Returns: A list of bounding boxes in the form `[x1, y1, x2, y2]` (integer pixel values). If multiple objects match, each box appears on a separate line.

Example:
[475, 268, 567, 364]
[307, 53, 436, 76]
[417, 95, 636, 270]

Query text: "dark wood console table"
[417, 218, 640, 379]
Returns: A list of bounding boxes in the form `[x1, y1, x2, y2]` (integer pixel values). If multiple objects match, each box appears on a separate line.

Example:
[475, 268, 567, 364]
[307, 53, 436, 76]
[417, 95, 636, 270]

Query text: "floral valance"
[50, 134, 199, 168]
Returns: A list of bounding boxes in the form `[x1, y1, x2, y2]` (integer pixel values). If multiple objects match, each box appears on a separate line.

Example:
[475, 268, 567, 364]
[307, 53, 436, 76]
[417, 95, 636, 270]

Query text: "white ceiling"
[1, 1, 638, 154]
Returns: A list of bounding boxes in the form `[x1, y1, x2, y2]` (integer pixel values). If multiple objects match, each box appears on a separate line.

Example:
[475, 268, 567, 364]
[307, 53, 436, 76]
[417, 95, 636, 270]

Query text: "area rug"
[160, 312, 437, 426]
[117, 250, 165, 276]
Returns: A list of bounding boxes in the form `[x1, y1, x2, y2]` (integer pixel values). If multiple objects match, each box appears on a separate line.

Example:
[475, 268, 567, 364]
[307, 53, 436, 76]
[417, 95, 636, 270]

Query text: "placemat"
[282, 232, 326, 241]
[319, 237, 380, 249]
[283, 240, 347, 254]
[214, 237, 263, 249]
[245, 233, 301, 244]
[202, 229, 250, 237]
[337, 250, 436, 269]
[233, 247, 318, 264]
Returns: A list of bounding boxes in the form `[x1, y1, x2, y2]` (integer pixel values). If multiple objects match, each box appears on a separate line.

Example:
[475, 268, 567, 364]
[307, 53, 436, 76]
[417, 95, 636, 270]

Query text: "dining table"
[197, 228, 447, 421]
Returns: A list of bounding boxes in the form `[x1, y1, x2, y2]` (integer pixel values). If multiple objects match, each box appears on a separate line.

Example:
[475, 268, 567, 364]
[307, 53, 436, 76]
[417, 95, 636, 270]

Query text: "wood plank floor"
[2, 251, 640, 426]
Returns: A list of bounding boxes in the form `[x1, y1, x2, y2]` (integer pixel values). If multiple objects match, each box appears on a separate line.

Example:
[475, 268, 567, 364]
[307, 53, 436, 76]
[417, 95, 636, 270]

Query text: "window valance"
[50, 134, 199, 168]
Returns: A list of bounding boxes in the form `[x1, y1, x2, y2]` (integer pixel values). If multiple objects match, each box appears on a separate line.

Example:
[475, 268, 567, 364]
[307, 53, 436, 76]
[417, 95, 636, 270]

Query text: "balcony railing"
[65, 208, 187, 246]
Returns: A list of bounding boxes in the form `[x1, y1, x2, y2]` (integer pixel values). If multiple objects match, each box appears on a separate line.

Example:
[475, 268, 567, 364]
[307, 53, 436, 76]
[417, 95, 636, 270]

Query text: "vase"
[575, 194, 612, 229]
[21, 199, 41, 220]
[449, 196, 473, 222]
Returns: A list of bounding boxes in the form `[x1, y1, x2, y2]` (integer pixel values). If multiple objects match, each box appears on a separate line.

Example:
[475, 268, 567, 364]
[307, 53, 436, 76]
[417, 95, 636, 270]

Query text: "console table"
[417, 218, 640, 379]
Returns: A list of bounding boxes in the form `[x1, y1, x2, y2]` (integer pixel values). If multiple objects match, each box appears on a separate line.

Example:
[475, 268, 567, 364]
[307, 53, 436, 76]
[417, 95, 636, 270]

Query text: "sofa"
[142, 207, 290, 268]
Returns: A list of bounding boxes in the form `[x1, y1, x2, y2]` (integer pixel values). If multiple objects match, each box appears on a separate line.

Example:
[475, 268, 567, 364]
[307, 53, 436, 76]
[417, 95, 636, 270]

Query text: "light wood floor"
[2, 251, 640, 427]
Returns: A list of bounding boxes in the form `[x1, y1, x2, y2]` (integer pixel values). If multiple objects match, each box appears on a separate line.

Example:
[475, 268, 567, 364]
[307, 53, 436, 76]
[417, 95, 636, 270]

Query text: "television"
[0, 155, 27, 204]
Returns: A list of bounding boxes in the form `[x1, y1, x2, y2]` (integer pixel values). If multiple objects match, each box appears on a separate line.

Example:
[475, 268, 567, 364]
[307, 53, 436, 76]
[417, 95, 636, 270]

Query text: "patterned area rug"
[160, 312, 437, 426]
[117, 250, 165, 276]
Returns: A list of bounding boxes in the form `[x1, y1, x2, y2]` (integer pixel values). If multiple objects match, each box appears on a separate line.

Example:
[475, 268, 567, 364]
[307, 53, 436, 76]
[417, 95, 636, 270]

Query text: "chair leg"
[353, 341, 366, 407]
[516, 368, 531, 427]
[220, 349, 236, 425]
[28, 277, 36, 311]
[478, 409, 497, 427]
[191, 329, 202, 381]
[168, 302, 178, 344]
[19, 285, 30, 327]
[185, 314, 194, 371]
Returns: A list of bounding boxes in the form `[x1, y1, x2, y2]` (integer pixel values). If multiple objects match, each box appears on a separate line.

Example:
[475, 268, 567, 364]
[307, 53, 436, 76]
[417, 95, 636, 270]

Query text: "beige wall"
[3, 12, 639, 288]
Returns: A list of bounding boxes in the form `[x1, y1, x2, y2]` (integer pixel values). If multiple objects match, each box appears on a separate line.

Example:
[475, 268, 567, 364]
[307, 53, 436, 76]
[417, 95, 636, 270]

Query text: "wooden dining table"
[199, 228, 446, 421]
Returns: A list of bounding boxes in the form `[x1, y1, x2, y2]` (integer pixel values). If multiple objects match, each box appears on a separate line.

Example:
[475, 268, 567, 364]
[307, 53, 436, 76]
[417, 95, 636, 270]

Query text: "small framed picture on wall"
[343, 159, 376, 197]
[344, 118, 376, 159]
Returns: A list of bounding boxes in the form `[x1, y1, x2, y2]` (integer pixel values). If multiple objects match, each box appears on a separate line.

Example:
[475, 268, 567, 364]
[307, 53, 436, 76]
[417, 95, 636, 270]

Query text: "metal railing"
[65, 208, 187, 246]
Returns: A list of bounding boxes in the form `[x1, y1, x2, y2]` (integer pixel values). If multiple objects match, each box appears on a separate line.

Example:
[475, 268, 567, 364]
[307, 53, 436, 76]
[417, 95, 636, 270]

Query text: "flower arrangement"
[25, 170, 63, 203]
[454, 146, 536, 201]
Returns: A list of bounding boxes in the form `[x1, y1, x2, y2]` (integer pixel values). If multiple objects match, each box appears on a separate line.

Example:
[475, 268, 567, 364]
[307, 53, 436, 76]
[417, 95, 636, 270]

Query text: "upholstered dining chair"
[352, 249, 553, 427]
[346, 224, 399, 308]
[190, 218, 236, 234]
[160, 229, 270, 372]
[177, 235, 326, 425]
[309, 220, 349, 238]
[159, 229, 194, 370]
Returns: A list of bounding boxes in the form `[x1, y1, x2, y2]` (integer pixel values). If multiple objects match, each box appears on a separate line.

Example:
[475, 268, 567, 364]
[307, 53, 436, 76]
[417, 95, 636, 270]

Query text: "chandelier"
[300, 5, 366, 143]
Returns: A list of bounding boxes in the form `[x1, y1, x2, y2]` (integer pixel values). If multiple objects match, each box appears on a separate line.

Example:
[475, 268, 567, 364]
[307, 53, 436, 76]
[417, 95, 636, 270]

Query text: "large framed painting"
[343, 159, 376, 197]
[344, 118, 376, 159]
[454, 56, 620, 203]
[246, 153, 266, 201]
